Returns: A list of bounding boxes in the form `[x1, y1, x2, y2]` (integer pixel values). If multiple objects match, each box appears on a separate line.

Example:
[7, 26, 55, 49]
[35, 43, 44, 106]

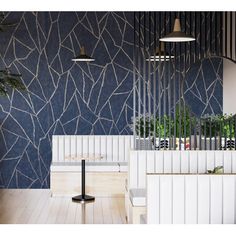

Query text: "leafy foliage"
[201, 114, 235, 138]
[0, 12, 17, 32]
[0, 69, 26, 96]
[133, 102, 194, 138]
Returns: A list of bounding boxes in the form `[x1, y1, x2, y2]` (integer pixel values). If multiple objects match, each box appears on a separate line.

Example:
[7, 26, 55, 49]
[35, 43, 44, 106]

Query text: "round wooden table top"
[65, 155, 103, 161]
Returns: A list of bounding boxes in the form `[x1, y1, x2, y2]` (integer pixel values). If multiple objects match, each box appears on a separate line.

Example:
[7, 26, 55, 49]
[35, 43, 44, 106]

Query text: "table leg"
[72, 160, 95, 202]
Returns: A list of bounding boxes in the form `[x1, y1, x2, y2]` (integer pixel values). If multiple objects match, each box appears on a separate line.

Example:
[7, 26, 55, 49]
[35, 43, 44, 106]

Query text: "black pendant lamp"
[146, 42, 174, 61]
[72, 46, 95, 62]
[160, 18, 195, 42]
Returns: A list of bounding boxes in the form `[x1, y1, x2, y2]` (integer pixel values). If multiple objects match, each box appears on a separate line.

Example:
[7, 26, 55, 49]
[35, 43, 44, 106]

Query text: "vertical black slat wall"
[133, 12, 136, 149]
[153, 12, 157, 149]
[133, 12, 232, 151]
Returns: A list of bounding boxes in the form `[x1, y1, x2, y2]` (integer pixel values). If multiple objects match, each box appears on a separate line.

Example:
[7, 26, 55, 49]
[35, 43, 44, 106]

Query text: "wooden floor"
[0, 190, 127, 224]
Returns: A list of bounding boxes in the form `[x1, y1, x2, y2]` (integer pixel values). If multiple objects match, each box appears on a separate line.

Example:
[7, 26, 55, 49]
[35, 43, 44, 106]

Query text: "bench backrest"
[147, 174, 236, 224]
[129, 150, 236, 189]
[52, 135, 134, 164]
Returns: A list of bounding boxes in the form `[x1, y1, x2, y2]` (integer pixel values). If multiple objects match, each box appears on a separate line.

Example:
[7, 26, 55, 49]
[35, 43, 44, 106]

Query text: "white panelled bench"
[51, 135, 133, 196]
[52, 135, 133, 172]
[126, 150, 236, 223]
[147, 174, 236, 224]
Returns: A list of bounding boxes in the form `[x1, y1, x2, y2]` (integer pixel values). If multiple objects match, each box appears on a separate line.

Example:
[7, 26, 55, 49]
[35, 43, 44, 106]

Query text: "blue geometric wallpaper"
[0, 12, 222, 188]
[184, 57, 223, 116]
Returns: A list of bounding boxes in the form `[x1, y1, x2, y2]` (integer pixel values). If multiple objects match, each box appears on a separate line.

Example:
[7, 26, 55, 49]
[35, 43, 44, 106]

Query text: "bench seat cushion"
[129, 188, 146, 206]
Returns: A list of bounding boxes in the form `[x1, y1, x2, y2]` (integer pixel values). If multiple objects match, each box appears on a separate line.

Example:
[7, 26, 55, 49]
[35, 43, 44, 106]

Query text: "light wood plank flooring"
[0, 190, 127, 224]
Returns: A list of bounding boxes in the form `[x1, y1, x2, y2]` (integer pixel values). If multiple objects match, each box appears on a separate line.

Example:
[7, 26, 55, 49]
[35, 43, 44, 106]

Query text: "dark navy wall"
[0, 12, 222, 188]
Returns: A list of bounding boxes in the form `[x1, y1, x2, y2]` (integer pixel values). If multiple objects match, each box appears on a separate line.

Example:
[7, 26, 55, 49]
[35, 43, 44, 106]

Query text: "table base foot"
[72, 194, 95, 202]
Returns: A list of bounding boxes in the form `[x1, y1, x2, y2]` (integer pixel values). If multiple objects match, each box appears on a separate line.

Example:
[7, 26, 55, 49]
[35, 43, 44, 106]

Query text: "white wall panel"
[52, 135, 133, 166]
[210, 175, 223, 224]
[223, 175, 235, 223]
[52, 135, 59, 162]
[155, 151, 164, 173]
[129, 150, 236, 190]
[181, 151, 189, 173]
[172, 175, 185, 223]
[147, 175, 160, 224]
[160, 175, 172, 224]
[185, 175, 198, 224]
[197, 175, 210, 224]
[197, 151, 207, 173]
[138, 151, 147, 188]
[147, 174, 236, 224]
[172, 152, 181, 173]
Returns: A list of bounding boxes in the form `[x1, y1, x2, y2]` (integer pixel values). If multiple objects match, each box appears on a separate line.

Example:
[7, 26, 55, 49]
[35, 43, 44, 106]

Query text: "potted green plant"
[200, 114, 235, 150]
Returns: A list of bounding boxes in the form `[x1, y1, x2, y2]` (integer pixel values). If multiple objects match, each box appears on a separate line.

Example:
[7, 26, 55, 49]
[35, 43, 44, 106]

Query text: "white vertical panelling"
[181, 151, 189, 173]
[189, 151, 198, 173]
[58, 136, 64, 162]
[119, 136, 125, 162]
[129, 152, 138, 189]
[147, 175, 160, 224]
[198, 175, 210, 224]
[106, 136, 112, 162]
[223, 175, 235, 224]
[160, 175, 172, 224]
[129, 150, 236, 191]
[172, 175, 185, 224]
[70, 136, 77, 161]
[112, 136, 119, 163]
[52, 135, 132, 164]
[88, 136, 95, 159]
[147, 151, 155, 173]
[215, 151, 223, 169]
[185, 175, 198, 224]
[172, 152, 181, 173]
[76, 136, 83, 157]
[164, 151, 172, 173]
[94, 135, 100, 155]
[125, 137, 131, 161]
[232, 151, 236, 173]
[82, 135, 89, 159]
[210, 175, 223, 224]
[198, 151, 207, 173]
[52, 136, 58, 162]
[223, 151, 232, 173]
[206, 151, 215, 172]
[64, 136, 70, 162]
[100, 136, 107, 161]
[147, 175, 236, 224]
[155, 151, 164, 173]
[138, 151, 147, 188]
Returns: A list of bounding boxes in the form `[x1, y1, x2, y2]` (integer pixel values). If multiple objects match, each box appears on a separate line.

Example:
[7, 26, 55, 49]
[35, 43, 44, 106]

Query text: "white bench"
[126, 150, 236, 223]
[147, 174, 236, 224]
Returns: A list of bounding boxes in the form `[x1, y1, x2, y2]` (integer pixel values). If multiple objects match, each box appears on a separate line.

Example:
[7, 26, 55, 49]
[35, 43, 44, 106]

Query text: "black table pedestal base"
[72, 194, 95, 202]
[72, 159, 95, 203]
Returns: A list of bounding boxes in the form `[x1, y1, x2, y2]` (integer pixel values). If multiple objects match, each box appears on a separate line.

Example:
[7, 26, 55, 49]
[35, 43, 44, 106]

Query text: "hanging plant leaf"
[0, 12, 17, 32]
[0, 68, 26, 96]
[0, 83, 7, 96]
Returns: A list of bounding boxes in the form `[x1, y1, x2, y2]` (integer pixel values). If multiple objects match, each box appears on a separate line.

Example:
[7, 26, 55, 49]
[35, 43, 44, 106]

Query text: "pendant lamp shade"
[72, 46, 95, 62]
[146, 42, 174, 61]
[160, 18, 195, 42]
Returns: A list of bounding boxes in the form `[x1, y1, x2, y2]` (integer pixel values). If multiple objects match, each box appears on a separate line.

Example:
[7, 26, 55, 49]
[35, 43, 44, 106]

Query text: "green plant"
[175, 102, 194, 138]
[133, 103, 194, 138]
[207, 166, 224, 174]
[201, 114, 235, 138]
[0, 69, 26, 96]
[134, 115, 154, 138]
[154, 115, 174, 138]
